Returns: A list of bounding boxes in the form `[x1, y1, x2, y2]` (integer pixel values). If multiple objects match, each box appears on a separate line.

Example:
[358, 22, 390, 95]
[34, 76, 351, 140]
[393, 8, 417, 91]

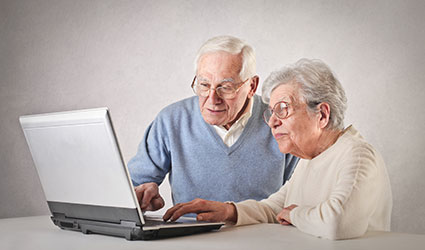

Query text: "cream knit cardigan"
[235, 125, 392, 240]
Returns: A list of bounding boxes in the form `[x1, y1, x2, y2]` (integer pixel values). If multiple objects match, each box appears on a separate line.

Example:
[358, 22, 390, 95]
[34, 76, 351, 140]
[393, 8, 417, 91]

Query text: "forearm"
[127, 123, 170, 185]
[234, 200, 279, 226]
[233, 182, 288, 226]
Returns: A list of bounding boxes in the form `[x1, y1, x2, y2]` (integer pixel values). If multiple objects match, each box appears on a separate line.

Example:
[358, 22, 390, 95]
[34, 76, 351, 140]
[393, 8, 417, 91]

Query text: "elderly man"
[163, 59, 392, 240]
[128, 36, 299, 211]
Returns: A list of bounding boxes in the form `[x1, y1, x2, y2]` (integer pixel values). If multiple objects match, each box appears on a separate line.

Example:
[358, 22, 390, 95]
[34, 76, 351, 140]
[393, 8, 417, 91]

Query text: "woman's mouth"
[274, 133, 288, 139]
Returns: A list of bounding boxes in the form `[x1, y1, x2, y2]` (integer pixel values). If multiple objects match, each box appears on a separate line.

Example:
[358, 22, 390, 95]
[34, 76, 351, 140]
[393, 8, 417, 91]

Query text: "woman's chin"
[277, 144, 292, 155]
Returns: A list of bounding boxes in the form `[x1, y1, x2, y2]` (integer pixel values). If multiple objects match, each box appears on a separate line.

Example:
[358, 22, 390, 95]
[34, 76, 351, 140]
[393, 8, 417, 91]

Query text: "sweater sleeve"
[289, 144, 382, 240]
[235, 184, 289, 225]
[127, 114, 171, 186]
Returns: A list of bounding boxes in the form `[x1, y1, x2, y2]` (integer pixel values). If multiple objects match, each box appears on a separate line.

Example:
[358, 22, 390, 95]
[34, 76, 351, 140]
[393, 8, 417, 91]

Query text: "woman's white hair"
[262, 58, 347, 130]
[194, 35, 256, 80]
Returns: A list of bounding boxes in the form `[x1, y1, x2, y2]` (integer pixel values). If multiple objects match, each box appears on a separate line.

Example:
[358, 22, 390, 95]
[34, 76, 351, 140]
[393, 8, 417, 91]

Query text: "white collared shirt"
[213, 98, 254, 147]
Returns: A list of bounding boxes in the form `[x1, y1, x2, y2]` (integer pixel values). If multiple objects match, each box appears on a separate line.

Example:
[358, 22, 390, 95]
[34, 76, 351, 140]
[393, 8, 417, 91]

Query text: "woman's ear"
[317, 102, 331, 129]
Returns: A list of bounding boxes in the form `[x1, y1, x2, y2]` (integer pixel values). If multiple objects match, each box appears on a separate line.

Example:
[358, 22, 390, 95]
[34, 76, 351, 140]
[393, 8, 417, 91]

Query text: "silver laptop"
[19, 107, 223, 240]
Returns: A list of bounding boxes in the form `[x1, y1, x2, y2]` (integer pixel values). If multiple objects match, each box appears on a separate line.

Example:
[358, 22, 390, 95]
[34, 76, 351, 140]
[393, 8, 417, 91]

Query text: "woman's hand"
[276, 204, 298, 225]
[163, 198, 237, 223]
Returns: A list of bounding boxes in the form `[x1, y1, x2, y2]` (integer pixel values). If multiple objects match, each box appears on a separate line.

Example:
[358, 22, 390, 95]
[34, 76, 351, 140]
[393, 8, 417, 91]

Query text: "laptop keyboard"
[143, 215, 200, 226]
[143, 219, 183, 226]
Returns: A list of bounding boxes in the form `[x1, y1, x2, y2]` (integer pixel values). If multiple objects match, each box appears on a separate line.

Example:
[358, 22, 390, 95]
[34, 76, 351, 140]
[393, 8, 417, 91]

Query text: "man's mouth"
[207, 108, 226, 113]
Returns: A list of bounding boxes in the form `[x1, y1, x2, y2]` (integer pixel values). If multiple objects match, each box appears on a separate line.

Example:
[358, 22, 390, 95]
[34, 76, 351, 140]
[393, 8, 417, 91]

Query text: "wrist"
[224, 202, 237, 223]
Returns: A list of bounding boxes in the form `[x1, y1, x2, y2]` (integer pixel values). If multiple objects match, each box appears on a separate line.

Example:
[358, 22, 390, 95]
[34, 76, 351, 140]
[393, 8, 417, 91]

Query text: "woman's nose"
[268, 113, 282, 128]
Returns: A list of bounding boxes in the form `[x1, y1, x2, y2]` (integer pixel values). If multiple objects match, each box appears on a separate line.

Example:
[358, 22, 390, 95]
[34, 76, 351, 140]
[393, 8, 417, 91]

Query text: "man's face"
[196, 51, 254, 129]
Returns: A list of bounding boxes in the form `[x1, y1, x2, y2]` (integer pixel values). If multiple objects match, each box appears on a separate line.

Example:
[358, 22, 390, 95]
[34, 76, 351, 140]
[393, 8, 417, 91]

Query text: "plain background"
[1, 0, 424, 234]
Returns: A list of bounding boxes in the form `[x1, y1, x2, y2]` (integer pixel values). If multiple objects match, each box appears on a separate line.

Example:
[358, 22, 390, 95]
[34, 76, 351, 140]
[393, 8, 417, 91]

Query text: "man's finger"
[166, 201, 208, 221]
[146, 196, 165, 211]
[141, 189, 156, 209]
[164, 199, 218, 221]
[168, 204, 199, 221]
[134, 183, 160, 209]
[163, 203, 185, 221]
[134, 186, 145, 203]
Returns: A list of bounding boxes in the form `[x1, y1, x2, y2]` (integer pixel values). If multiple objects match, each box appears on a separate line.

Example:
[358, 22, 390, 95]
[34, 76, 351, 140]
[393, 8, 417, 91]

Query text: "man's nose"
[208, 88, 222, 104]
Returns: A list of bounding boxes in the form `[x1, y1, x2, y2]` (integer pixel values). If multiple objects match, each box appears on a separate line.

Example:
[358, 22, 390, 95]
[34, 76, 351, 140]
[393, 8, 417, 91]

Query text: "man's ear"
[317, 102, 331, 129]
[247, 75, 259, 98]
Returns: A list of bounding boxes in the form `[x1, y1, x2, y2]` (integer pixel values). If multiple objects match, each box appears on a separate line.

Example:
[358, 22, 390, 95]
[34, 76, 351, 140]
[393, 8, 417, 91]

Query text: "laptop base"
[51, 216, 223, 240]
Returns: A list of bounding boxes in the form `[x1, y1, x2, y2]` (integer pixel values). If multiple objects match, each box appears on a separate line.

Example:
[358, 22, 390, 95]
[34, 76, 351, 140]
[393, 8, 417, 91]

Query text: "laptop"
[19, 107, 224, 240]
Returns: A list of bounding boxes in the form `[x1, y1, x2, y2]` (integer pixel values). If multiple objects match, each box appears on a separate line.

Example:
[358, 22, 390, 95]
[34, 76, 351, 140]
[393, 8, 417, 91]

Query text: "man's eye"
[199, 83, 210, 88]
[220, 85, 234, 91]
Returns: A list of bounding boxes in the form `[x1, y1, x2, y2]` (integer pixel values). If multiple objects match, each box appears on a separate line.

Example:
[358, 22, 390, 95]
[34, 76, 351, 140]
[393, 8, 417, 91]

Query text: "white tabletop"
[0, 216, 424, 250]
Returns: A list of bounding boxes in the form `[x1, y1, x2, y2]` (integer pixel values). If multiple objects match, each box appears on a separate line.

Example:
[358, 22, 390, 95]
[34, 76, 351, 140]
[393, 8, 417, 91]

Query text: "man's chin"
[201, 115, 226, 126]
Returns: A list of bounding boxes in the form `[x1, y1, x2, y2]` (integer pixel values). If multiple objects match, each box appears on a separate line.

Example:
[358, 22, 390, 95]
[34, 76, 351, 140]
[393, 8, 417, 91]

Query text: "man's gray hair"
[262, 58, 347, 130]
[194, 35, 256, 80]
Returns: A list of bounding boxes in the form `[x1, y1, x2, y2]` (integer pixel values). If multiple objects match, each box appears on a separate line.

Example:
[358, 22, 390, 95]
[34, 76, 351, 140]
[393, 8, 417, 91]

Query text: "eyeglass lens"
[263, 102, 289, 123]
[192, 77, 246, 99]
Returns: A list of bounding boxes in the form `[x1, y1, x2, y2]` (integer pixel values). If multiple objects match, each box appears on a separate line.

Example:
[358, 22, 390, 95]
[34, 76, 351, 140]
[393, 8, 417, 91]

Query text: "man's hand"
[163, 198, 237, 223]
[134, 182, 165, 211]
[276, 204, 298, 225]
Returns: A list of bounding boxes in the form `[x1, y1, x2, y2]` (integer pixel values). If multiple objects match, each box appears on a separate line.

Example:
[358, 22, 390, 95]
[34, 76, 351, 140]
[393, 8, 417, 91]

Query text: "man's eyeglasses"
[263, 101, 290, 124]
[191, 76, 250, 99]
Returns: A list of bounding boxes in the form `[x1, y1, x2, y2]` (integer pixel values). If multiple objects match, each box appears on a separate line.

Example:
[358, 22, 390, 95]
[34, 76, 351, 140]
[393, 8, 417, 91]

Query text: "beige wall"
[1, 0, 424, 234]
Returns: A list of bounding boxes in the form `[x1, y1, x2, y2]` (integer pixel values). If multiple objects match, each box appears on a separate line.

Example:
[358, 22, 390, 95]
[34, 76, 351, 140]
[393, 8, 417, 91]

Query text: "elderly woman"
[163, 59, 393, 240]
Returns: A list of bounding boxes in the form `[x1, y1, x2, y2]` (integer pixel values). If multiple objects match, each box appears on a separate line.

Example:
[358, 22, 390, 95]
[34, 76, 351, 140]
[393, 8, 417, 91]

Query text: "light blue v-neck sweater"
[128, 95, 298, 204]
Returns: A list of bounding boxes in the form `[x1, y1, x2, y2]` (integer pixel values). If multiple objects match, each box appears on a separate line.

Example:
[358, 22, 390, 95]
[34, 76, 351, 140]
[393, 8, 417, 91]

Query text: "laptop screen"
[20, 108, 144, 224]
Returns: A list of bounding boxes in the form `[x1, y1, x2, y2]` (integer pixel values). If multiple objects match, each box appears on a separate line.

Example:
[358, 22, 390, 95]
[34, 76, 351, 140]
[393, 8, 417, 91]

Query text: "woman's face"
[268, 83, 322, 159]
